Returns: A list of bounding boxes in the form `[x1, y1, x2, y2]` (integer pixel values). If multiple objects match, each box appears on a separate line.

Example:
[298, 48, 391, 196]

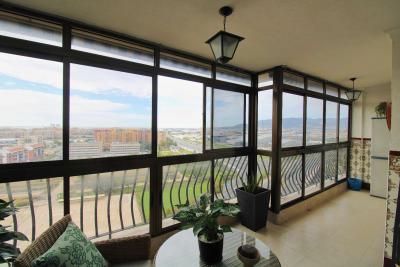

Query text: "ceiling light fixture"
[205, 6, 244, 64]
[345, 77, 362, 101]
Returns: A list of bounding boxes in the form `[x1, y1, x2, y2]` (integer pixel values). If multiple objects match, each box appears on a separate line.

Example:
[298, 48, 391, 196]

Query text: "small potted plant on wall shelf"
[375, 102, 387, 117]
[236, 175, 270, 231]
[173, 194, 240, 264]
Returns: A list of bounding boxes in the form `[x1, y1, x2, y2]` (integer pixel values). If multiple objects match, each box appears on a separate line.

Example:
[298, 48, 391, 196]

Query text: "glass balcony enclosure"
[0, 6, 351, 249]
[257, 67, 350, 209]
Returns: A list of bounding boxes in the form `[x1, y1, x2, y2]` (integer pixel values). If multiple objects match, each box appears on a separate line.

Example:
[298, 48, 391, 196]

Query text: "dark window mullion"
[202, 85, 206, 153]
[62, 23, 71, 216]
[243, 93, 246, 147]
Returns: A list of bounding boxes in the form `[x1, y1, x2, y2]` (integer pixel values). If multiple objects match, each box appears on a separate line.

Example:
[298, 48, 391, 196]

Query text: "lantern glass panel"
[209, 34, 222, 60]
[222, 33, 239, 59]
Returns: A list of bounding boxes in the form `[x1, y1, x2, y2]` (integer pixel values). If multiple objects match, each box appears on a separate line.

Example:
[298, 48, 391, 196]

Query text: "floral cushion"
[32, 223, 107, 267]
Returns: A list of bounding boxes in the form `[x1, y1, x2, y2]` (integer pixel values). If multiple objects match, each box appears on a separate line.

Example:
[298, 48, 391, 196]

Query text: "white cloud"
[0, 89, 150, 128]
[258, 90, 273, 120]
[0, 89, 62, 127]
[0, 53, 152, 99]
[158, 76, 203, 128]
[0, 52, 63, 90]
[71, 64, 151, 98]
[282, 93, 303, 118]
[70, 95, 151, 128]
[214, 89, 244, 127]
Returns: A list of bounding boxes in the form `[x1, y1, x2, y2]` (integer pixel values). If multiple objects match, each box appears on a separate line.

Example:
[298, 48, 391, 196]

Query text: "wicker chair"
[14, 215, 152, 267]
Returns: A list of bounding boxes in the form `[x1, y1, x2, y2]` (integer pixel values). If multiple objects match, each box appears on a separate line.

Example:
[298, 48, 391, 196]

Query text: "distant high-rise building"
[0, 143, 44, 163]
[93, 128, 152, 149]
[70, 142, 102, 159]
[109, 142, 141, 156]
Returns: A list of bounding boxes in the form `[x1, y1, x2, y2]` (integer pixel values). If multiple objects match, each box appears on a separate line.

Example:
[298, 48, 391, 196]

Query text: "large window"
[325, 101, 338, 143]
[72, 29, 153, 66]
[326, 84, 338, 97]
[282, 93, 303, 148]
[0, 53, 63, 164]
[0, 11, 62, 46]
[306, 97, 323, 146]
[339, 104, 349, 142]
[216, 68, 251, 87]
[283, 72, 304, 89]
[258, 90, 273, 150]
[70, 64, 152, 159]
[157, 76, 203, 156]
[308, 79, 324, 94]
[258, 72, 273, 88]
[213, 89, 245, 148]
[160, 53, 211, 78]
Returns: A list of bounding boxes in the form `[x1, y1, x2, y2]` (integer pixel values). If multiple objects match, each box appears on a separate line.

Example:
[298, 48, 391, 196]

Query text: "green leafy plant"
[0, 199, 28, 264]
[375, 102, 387, 117]
[172, 194, 240, 242]
[239, 174, 265, 194]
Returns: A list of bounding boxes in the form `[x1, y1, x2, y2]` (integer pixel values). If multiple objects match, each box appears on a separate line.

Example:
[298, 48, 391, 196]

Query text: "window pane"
[326, 84, 338, 97]
[0, 178, 64, 251]
[305, 153, 322, 195]
[258, 72, 273, 87]
[340, 89, 348, 99]
[216, 68, 251, 87]
[0, 53, 63, 164]
[215, 156, 247, 200]
[213, 89, 244, 148]
[283, 72, 304, 89]
[70, 169, 150, 238]
[258, 90, 273, 150]
[282, 93, 303, 147]
[245, 94, 249, 146]
[308, 79, 323, 93]
[281, 155, 302, 204]
[338, 147, 348, 180]
[306, 97, 323, 146]
[206, 87, 212, 150]
[339, 104, 349, 142]
[70, 64, 152, 159]
[257, 155, 272, 190]
[0, 12, 62, 46]
[158, 76, 203, 156]
[72, 30, 153, 66]
[324, 150, 337, 187]
[162, 161, 211, 228]
[160, 53, 211, 78]
[325, 101, 338, 143]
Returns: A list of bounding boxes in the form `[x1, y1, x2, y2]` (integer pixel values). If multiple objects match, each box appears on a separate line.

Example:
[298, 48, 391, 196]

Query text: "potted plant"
[0, 199, 28, 265]
[173, 194, 240, 264]
[236, 175, 270, 231]
[375, 102, 387, 117]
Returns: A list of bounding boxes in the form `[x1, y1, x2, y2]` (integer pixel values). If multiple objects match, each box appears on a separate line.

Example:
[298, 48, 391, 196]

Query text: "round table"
[154, 229, 281, 267]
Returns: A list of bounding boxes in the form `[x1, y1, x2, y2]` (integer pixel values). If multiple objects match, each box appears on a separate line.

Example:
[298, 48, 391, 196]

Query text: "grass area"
[136, 179, 210, 221]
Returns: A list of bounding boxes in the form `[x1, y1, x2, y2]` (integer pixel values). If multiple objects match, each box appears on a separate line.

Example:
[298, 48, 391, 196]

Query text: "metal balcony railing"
[0, 147, 348, 250]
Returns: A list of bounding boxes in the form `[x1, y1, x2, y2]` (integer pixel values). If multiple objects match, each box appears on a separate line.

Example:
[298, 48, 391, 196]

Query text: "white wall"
[351, 83, 391, 138]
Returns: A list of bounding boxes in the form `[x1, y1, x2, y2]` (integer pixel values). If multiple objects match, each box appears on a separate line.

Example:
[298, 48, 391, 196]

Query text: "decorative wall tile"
[350, 138, 371, 183]
[384, 152, 400, 259]
[363, 139, 371, 183]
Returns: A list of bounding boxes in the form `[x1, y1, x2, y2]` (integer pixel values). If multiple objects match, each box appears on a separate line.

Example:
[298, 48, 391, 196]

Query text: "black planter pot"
[236, 187, 270, 231]
[198, 234, 224, 264]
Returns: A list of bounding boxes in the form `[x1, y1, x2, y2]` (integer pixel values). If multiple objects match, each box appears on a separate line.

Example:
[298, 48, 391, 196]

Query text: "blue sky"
[0, 52, 345, 130]
[0, 53, 152, 128]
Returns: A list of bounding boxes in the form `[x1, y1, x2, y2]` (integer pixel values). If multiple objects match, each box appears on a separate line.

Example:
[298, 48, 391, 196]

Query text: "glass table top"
[154, 229, 281, 267]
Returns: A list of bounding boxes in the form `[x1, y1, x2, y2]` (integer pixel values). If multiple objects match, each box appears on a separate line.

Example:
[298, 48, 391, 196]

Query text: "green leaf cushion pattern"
[32, 223, 108, 267]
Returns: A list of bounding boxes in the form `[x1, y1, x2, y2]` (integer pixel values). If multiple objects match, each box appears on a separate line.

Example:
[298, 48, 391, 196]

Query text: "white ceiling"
[5, 0, 400, 88]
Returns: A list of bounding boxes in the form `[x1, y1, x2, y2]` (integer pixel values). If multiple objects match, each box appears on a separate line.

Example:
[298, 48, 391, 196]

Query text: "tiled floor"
[236, 190, 387, 267]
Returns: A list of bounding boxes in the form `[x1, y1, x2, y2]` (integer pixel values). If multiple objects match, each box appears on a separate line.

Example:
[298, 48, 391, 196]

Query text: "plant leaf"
[220, 225, 232, 233]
